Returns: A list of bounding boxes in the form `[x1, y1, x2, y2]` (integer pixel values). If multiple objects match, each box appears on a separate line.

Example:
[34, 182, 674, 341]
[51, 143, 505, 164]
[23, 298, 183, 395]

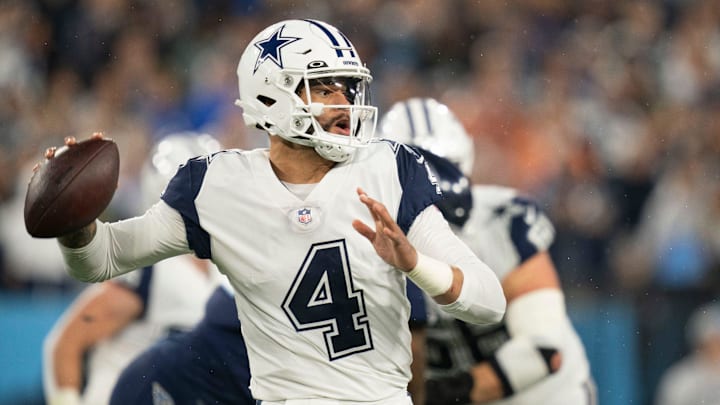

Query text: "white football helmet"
[379, 98, 475, 176]
[140, 132, 222, 211]
[235, 19, 377, 162]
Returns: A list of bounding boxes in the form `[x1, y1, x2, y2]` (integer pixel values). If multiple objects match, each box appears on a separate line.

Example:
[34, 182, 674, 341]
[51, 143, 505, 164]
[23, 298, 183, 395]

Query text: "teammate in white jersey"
[45, 20, 505, 403]
[42, 133, 223, 405]
[380, 98, 596, 404]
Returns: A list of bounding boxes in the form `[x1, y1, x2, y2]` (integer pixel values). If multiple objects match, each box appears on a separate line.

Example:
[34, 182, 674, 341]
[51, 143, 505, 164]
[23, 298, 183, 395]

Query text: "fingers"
[352, 219, 375, 241]
[355, 187, 411, 251]
[357, 187, 401, 236]
[45, 132, 104, 160]
[550, 352, 562, 372]
[381, 224, 404, 244]
[357, 187, 383, 229]
[45, 146, 57, 159]
[357, 188, 381, 220]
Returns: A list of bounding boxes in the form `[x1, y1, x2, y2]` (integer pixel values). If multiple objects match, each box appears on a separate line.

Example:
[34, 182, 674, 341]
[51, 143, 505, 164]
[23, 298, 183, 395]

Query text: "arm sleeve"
[58, 201, 191, 282]
[490, 194, 556, 277]
[408, 205, 506, 325]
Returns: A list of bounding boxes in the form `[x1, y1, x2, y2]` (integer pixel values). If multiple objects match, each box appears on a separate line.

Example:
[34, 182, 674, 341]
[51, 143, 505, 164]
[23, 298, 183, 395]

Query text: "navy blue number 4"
[282, 240, 373, 360]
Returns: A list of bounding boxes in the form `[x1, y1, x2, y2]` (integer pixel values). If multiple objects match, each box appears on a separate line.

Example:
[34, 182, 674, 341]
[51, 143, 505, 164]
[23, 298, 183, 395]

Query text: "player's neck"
[268, 137, 335, 184]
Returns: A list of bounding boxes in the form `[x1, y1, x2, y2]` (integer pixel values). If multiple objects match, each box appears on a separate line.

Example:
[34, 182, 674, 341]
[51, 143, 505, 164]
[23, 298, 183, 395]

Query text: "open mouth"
[329, 116, 351, 136]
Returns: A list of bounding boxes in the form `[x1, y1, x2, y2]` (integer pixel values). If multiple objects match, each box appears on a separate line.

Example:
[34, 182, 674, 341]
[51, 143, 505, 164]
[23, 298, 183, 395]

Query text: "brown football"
[24, 137, 120, 238]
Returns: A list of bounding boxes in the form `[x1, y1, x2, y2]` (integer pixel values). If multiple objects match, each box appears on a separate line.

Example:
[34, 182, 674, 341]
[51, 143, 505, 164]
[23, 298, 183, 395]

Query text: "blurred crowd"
[1, 0, 719, 403]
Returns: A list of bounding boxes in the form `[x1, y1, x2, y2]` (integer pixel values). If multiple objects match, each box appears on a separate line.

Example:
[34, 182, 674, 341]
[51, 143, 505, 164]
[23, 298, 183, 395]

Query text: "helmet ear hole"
[257, 95, 276, 107]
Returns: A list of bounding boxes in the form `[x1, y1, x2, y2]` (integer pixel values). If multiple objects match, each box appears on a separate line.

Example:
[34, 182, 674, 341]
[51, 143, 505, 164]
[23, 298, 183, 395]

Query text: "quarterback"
[48, 20, 505, 403]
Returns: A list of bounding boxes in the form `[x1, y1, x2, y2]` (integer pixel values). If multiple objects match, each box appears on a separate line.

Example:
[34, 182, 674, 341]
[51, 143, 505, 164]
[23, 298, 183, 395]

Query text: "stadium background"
[1, 0, 719, 404]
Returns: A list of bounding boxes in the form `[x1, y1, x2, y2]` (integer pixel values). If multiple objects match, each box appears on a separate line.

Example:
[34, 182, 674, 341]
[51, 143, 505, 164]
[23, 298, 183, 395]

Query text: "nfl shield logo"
[297, 208, 312, 225]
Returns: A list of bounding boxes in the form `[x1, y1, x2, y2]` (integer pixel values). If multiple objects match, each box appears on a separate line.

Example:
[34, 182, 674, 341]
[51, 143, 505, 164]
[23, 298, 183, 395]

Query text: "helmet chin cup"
[314, 142, 352, 162]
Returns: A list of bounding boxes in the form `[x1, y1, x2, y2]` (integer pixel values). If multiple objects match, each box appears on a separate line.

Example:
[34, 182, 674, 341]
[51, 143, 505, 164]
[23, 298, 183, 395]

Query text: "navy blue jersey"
[110, 287, 252, 405]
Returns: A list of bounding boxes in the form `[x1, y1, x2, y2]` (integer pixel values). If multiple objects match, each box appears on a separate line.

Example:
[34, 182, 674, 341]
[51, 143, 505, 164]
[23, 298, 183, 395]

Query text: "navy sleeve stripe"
[161, 157, 212, 259]
[508, 197, 545, 262]
[395, 143, 442, 234]
[406, 280, 427, 325]
[112, 266, 153, 319]
[135, 266, 153, 319]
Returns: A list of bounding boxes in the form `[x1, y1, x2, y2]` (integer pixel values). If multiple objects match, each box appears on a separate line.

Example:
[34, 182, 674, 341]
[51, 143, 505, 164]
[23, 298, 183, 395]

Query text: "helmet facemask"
[291, 71, 377, 162]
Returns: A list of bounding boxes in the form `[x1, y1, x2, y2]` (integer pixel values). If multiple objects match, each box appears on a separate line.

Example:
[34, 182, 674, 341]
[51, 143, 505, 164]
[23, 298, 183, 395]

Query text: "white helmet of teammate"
[140, 132, 222, 211]
[235, 19, 377, 162]
[379, 98, 474, 176]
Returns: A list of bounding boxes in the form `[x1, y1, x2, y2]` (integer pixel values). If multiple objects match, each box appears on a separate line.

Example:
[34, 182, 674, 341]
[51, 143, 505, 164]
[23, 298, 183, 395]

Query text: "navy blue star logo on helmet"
[253, 25, 301, 73]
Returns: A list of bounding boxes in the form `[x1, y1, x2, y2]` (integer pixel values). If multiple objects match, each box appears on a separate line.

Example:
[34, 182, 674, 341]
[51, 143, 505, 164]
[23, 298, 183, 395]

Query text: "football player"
[42, 133, 224, 405]
[110, 277, 253, 405]
[47, 20, 505, 404]
[380, 98, 597, 404]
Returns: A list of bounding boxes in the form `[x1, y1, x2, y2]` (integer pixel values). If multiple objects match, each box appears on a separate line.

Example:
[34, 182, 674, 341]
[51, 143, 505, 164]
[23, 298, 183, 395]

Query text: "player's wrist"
[486, 335, 558, 397]
[58, 221, 97, 248]
[49, 387, 80, 405]
[406, 253, 453, 297]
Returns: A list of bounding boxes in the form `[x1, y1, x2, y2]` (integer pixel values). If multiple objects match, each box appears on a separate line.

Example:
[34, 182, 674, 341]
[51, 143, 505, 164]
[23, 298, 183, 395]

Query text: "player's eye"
[312, 88, 332, 97]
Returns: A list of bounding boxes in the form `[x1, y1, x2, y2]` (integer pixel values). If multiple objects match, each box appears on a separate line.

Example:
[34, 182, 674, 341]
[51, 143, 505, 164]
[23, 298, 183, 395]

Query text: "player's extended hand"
[352, 187, 418, 272]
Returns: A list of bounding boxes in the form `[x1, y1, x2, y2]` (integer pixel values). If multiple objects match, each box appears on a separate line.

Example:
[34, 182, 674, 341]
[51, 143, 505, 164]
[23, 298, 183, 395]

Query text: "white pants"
[256, 391, 413, 405]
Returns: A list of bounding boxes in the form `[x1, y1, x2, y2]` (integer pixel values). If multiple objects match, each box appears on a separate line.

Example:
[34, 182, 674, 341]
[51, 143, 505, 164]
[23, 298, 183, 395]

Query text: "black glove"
[425, 371, 473, 405]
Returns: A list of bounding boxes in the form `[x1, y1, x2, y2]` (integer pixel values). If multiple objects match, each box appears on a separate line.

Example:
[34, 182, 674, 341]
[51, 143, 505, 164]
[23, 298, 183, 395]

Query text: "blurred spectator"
[0, 159, 71, 290]
[655, 302, 720, 405]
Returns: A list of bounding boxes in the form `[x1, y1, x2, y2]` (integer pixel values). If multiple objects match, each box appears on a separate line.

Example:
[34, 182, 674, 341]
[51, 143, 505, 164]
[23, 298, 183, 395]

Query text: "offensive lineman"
[380, 98, 596, 404]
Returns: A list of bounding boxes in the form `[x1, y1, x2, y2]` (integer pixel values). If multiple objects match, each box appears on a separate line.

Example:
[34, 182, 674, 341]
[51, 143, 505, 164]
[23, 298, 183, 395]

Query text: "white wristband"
[406, 253, 454, 297]
[49, 387, 81, 405]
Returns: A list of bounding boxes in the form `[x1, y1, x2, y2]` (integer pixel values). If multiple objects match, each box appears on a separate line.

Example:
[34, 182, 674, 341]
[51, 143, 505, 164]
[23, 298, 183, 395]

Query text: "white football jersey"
[425, 185, 594, 404]
[79, 256, 218, 405]
[160, 141, 444, 402]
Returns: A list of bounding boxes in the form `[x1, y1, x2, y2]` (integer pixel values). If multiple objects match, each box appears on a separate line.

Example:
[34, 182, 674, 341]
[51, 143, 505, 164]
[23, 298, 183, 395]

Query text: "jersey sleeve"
[503, 196, 556, 263]
[161, 157, 213, 259]
[394, 143, 443, 234]
[111, 266, 154, 318]
[408, 206, 506, 325]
